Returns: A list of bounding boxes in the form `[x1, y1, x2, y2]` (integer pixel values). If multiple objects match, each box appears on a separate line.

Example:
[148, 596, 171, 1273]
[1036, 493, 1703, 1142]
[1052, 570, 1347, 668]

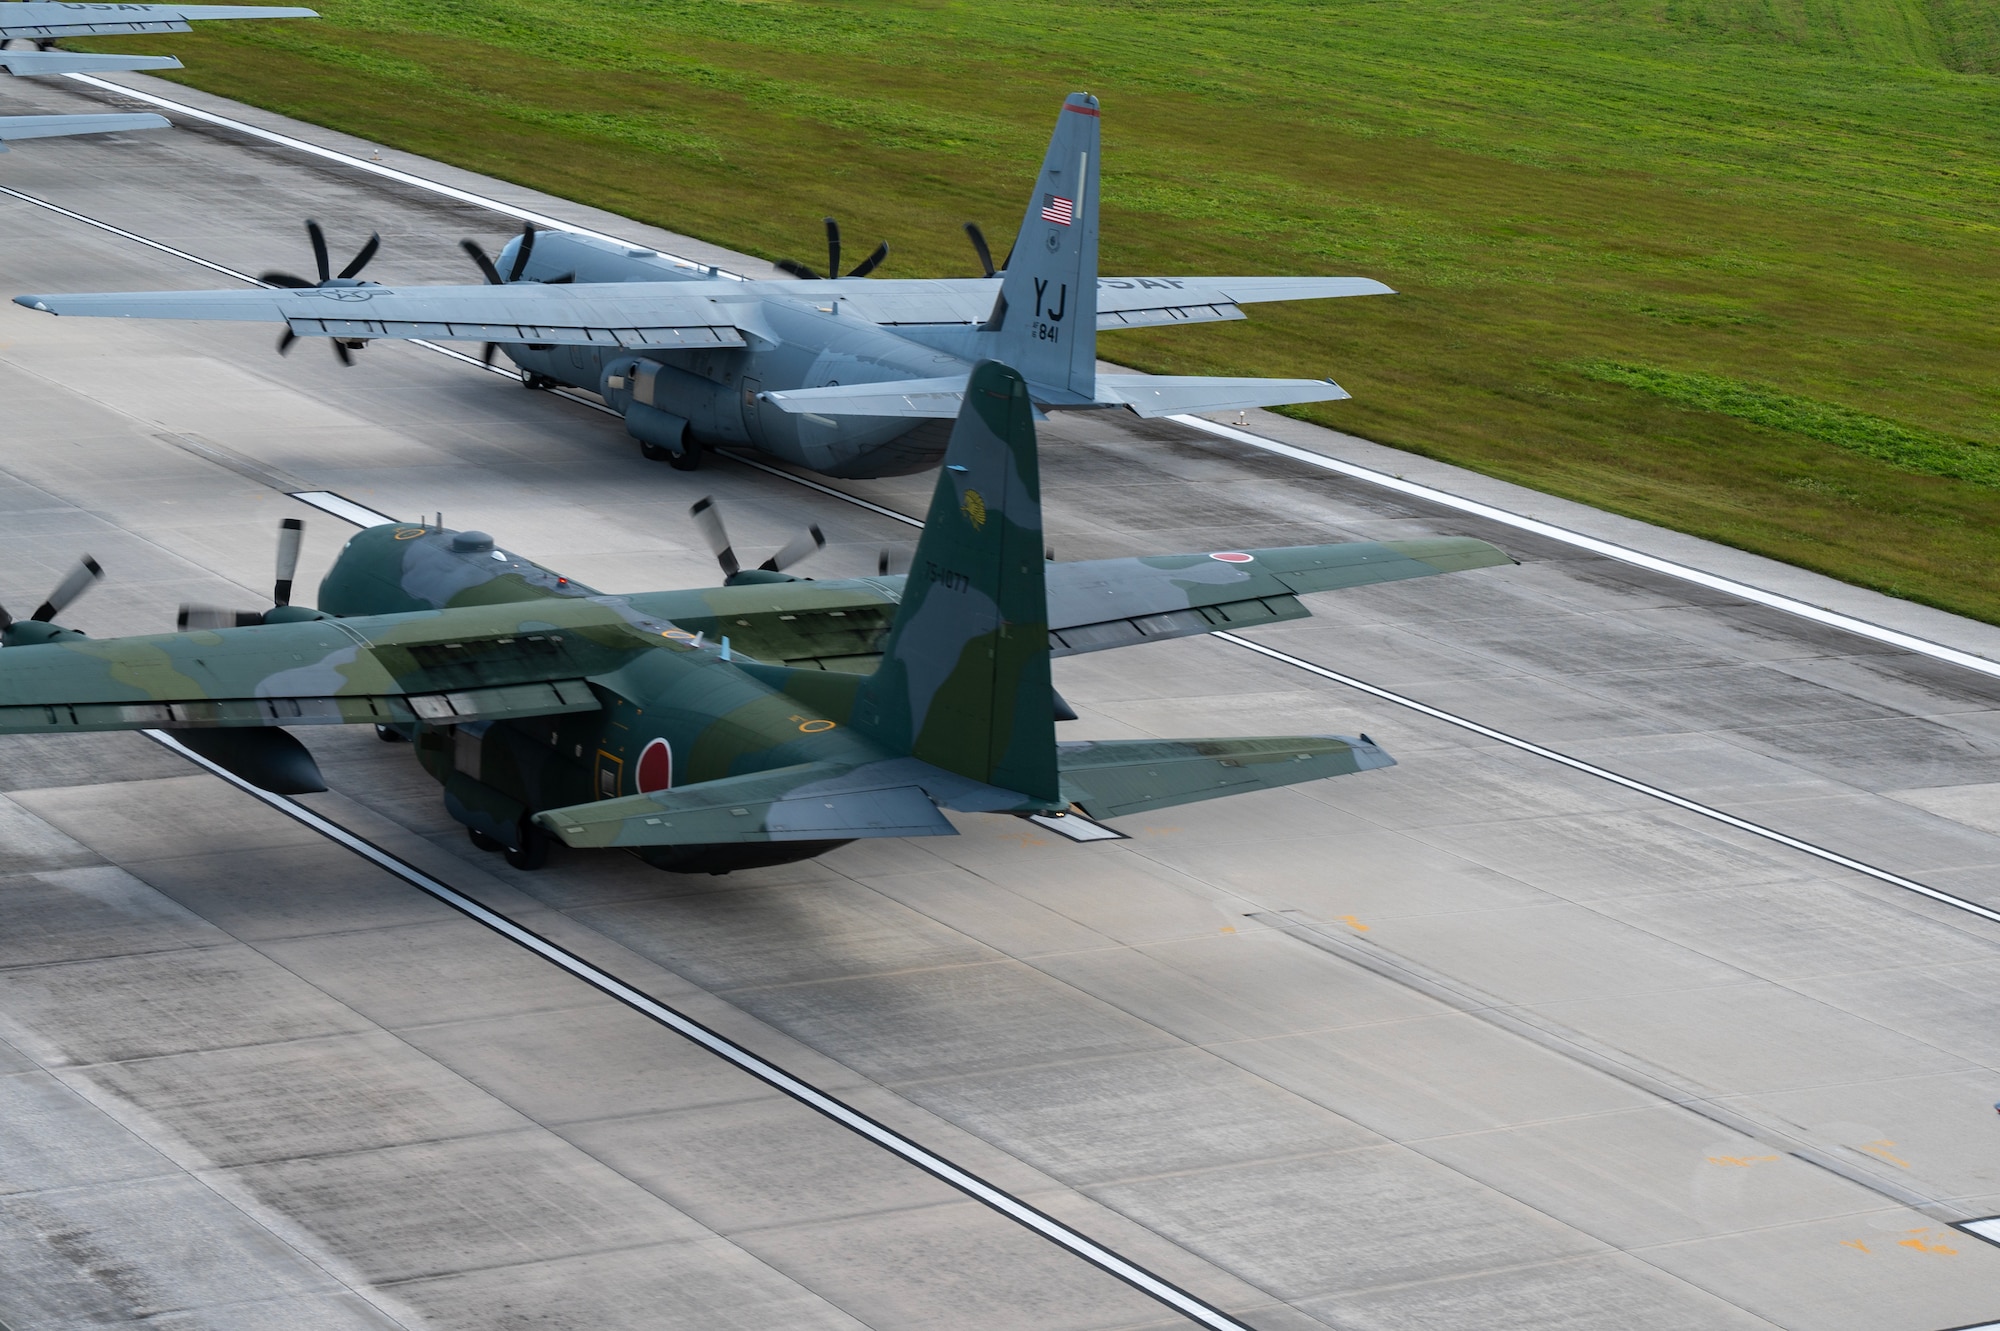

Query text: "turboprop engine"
[600, 357, 744, 470]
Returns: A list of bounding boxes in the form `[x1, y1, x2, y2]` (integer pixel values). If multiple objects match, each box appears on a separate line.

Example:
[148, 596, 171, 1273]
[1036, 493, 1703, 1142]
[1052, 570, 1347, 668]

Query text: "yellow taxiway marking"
[1841, 1228, 1958, 1257]
[1706, 1154, 1780, 1167]
[1336, 915, 1370, 932]
[1858, 1139, 1911, 1168]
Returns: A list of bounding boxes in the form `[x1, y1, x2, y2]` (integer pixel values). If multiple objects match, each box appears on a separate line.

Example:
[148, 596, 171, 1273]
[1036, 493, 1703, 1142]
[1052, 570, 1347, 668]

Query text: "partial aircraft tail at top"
[985, 92, 1102, 403]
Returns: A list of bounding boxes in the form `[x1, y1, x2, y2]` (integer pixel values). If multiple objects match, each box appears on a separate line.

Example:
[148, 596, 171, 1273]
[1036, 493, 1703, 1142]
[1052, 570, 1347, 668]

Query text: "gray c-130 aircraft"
[16, 92, 1394, 479]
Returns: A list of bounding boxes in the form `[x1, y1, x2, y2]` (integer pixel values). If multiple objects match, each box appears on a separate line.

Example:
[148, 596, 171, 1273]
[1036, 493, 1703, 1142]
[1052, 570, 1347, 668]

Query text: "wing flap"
[14, 283, 750, 351]
[535, 762, 955, 848]
[1059, 735, 1394, 820]
[0, 678, 599, 734]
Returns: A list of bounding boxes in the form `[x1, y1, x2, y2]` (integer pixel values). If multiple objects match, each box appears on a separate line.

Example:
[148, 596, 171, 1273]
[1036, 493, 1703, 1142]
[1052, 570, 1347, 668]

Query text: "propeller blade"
[876, 547, 910, 577]
[178, 604, 264, 631]
[461, 238, 504, 286]
[0, 601, 13, 632]
[964, 222, 996, 278]
[823, 217, 840, 287]
[689, 497, 740, 580]
[759, 523, 826, 573]
[337, 231, 381, 280]
[775, 258, 820, 280]
[846, 240, 888, 279]
[276, 328, 297, 356]
[306, 218, 330, 284]
[259, 271, 313, 288]
[507, 223, 536, 282]
[273, 517, 303, 607]
[331, 340, 353, 367]
[31, 555, 102, 622]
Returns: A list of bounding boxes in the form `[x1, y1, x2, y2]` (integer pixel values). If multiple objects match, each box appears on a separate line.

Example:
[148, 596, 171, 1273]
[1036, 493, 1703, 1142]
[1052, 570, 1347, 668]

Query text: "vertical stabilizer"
[855, 361, 1059, 802]
[990, 93, 1101, 401]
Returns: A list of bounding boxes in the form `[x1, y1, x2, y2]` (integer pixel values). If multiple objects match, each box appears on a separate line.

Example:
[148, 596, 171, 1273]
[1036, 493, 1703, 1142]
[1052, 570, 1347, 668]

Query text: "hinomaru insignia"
[961, 488, 988, 529]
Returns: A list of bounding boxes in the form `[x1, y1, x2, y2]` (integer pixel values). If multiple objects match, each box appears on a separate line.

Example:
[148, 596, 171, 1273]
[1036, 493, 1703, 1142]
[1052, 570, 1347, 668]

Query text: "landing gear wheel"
[666, 443, 702, 472]
[468, 827, 503, 852]
[639, 439, 674, 462]
[503, 816, 549, 870]
[520, 369, 556, 390]
[374, 723, 407, 743]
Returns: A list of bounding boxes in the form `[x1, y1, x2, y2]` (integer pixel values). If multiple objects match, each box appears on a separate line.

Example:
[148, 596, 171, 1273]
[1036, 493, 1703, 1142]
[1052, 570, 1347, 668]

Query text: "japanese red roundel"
[636, 738, 673, 793]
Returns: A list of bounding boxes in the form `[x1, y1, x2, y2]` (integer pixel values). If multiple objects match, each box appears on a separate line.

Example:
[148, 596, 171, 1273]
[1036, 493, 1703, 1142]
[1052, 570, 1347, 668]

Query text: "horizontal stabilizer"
[1059, 735, 1393, 820]
[1093, 375, 1349, 418]
[761, 377, 967, 418]
[0, 113, 169, 148]
[1, 52, 183, 74]
[762, 373, 1353, 421]
[535, 761, 956, 848]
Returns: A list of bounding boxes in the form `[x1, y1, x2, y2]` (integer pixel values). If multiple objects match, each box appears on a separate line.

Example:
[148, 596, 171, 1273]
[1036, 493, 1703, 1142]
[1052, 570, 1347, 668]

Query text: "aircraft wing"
[0, 597, 679, 735]
[0, 4, 314, 39]
[769, 275, 1390, 332]
[13, 282, 750, 350]
[535, 761, 956, 848]
[1, 51, 183, 74]
[655, 537, 1510, 670]
[1045, 537, 1513, 654]
[1096, 276, 1394, 329]
[0, 113, 169, 148]
[1059, 735, 1393, 820]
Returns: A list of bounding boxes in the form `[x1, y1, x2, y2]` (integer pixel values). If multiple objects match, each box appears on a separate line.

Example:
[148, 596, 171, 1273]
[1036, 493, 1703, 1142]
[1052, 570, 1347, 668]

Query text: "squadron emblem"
[961, 488, 987, 529]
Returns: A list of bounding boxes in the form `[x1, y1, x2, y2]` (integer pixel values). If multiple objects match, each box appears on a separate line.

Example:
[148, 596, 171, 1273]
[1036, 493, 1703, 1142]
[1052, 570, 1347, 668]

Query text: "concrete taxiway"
[2, 71, 2000, 1331]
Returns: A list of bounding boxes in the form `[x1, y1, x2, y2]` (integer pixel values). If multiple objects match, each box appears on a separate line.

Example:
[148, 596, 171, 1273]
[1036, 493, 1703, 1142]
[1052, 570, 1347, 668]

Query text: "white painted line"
[289, 491, 398, 528]
[61, 74, 743, 280]
[0, 183, 256, 281]
[1214, 630, 2000, 928]
[1030, 811, 1128, 842]
[138, 728, 1254, 1331]
[1176, 415, 2000, 681]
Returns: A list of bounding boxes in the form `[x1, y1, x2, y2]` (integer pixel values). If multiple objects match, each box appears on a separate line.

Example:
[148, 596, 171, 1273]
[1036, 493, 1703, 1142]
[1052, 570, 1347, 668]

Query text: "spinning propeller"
[460, 223, 575, 366]
[777, 217, 888, 281]
[0, 554, 103, 647]
[962, 221, 997, 279]
[177, 519, 316, 631]
[690, 497, 824, 585]
[261, 220, 381, 365]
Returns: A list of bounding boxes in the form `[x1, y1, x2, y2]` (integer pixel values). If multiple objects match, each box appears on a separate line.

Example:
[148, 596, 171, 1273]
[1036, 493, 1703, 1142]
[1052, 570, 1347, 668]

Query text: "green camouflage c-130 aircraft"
[0, 361, 1510, 873]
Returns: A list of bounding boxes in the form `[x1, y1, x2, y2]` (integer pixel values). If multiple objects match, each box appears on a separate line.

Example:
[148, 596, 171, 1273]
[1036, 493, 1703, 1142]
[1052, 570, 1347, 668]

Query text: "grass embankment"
[72, 1, 2000, 618]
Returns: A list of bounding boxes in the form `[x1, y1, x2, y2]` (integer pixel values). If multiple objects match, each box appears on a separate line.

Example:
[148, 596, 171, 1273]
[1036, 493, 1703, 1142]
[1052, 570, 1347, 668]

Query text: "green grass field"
[77, 1, 2000, 619]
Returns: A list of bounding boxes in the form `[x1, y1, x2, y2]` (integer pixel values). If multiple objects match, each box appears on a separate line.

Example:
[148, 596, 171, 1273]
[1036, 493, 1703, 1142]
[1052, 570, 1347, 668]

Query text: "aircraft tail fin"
[853, 360, 1060, 804]
[987, 93, 1101, 401]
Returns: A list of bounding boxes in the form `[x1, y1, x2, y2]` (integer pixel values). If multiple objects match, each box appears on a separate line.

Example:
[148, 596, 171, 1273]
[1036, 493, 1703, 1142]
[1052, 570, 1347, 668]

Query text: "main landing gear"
[639, 437, 703, 471]
[519, 369, 558, 390]
[467, 816, 550, 870]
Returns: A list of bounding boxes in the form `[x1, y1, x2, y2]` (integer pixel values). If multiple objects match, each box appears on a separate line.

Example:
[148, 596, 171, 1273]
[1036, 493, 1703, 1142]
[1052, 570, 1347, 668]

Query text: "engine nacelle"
[602, 357, 747, 446]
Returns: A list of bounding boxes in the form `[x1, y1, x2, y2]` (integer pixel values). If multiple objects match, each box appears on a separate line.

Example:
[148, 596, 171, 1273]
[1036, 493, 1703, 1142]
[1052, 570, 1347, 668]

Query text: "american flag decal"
[1041, 194, 1074, 226]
